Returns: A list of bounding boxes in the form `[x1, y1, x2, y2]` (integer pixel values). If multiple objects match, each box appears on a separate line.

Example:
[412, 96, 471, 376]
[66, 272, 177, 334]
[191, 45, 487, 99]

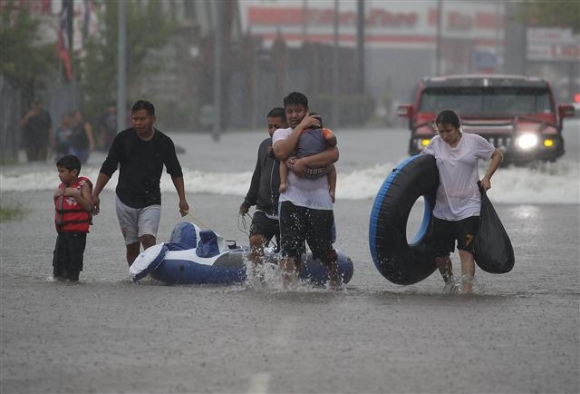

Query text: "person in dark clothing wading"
[239, 107, 288, 276]
[92, 100, 190, 266]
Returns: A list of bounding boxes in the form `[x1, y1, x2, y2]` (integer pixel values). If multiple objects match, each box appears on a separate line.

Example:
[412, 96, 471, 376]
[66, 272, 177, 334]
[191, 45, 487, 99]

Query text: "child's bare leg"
[279, 161, 288, 193]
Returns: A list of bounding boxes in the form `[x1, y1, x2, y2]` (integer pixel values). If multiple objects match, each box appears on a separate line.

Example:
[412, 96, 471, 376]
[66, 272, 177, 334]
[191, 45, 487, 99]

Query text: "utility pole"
[435, 0, 443, 76]
[332, 0, 339, 127]
[117, 0, 127, 132]
[213, 1, 222, 142]
[302, 0, 308, 42]
[356, 0, 365, 94]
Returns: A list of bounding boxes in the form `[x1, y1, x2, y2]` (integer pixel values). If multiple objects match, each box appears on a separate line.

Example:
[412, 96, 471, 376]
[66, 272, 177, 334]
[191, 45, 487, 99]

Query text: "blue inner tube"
[369, 154, 440, 285]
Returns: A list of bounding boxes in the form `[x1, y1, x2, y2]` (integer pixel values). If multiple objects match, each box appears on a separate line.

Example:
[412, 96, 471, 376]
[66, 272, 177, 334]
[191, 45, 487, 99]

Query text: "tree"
[0, 1, 56, 104]
[519, 0, 580, 33]
[79, 0, 174, 122]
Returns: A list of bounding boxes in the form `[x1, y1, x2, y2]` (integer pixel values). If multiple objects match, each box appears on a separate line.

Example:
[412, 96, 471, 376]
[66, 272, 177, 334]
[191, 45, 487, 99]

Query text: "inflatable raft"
[130, 222, 354, 286]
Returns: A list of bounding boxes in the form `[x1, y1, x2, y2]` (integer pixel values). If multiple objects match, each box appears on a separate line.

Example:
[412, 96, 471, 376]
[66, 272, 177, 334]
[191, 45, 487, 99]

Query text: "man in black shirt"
[92, 100, 190, 266]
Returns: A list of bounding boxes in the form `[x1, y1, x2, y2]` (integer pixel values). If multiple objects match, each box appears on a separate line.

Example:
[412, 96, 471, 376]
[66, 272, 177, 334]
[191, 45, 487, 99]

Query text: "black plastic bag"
[473, 184, 515, 274]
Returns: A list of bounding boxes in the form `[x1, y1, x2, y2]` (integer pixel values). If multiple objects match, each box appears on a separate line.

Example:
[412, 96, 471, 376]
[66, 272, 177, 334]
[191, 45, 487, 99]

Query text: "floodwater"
[1, 120, 579, 393]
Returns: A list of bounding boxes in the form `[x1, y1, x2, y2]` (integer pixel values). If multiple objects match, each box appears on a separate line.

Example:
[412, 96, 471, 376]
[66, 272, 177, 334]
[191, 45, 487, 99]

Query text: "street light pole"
[213, 1, 222, 142]
[435, 0, 443, 76]
[356, 0, 365, 94]
[332, 0, 339, 127]
[117, 0, 127, 132]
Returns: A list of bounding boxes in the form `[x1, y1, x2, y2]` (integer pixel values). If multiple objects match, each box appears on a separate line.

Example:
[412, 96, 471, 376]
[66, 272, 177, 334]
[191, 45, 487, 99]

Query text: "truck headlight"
[515, 134, 539, 150]
[417, 138, 431, 150]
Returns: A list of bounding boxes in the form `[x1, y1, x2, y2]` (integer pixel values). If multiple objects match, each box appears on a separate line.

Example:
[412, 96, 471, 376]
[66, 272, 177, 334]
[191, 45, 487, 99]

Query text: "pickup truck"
[397, 74, 576, 165]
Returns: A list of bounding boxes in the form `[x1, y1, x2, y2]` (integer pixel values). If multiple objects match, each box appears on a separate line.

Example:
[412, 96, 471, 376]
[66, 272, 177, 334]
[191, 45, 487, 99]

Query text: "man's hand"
[92, 194, 100, 215]
[239, 204, 249, 215]
[290, 157, 307, 177]
[179, 199, 190, 217]
[297, 114, 321, 131]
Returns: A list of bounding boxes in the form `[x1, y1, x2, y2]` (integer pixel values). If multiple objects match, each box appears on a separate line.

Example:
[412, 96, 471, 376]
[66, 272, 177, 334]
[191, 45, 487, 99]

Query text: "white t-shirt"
[422, 133, 495, 221]
[272, 127, 333, 210]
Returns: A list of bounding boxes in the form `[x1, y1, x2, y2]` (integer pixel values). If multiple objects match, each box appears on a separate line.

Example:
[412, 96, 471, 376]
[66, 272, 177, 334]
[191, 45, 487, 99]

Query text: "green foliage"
[79, 0, 175, 122]
[0, 202, 25, 222]
[0, 1, 56, 96]
[519, 0, 580, 32]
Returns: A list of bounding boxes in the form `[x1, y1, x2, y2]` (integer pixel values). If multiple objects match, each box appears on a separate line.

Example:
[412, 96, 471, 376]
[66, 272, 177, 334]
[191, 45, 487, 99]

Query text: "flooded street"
[1, 123, 579, 393]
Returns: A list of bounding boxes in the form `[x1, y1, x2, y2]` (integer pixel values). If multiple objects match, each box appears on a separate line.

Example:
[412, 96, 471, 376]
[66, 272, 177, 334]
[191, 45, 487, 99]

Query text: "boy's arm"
[279, 161, 288, 182]
[328, 164, 336, 193]
[322, 128, 337, 147]
[66, 183, 93, 212]
[328, 164, 336, 203]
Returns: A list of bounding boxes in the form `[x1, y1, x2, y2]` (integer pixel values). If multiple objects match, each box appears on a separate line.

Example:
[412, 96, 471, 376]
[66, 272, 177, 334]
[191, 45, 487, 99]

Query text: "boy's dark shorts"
[431, 216, 479, 257]
[279, 201, 336, 265]
[53, 232, 87, 281]
[250, 211, 280, 247]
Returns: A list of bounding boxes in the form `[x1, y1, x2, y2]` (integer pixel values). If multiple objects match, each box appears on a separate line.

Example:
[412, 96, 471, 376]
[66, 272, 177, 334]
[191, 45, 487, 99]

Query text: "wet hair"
[309, 111, 323, 128]
[267, 107, 286, 120]
[283, 92, 308, 109]
[131, 100, 155, 116]
[435, 109, 461, 129]
[56, 155, 82, 173]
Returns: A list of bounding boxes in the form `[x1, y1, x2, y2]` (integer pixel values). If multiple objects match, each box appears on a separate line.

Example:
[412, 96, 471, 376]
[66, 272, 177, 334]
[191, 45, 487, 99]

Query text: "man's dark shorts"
[431, 216, 479, 257]
[53, 232, 87, 281]
[250, 211, 280, 248]
[279, 201, 336, 265]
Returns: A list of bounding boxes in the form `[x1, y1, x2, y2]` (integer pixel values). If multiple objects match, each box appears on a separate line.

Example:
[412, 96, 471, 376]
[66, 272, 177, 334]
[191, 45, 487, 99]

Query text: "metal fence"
[0, 78, 21, 163]
[0, 77, 81, 164]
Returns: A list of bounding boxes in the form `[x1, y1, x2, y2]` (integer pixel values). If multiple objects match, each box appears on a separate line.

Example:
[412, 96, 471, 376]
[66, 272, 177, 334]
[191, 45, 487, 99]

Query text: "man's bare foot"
[328, 263, 342, 290]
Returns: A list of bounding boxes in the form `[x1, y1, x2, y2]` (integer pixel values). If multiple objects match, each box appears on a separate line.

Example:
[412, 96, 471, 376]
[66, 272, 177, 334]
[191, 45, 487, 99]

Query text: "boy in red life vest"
[53, 155, 93, 281]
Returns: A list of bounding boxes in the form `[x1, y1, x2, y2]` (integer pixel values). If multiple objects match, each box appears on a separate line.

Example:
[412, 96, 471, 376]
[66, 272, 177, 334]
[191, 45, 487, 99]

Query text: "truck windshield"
[418, 87, 554, 116]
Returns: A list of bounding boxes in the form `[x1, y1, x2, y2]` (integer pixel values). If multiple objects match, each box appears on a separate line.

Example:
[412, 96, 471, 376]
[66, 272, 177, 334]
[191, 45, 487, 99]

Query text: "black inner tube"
[369, 154, 440, 285]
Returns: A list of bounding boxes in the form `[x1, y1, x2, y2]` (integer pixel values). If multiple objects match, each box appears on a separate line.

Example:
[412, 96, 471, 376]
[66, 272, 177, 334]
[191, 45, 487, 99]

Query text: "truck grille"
[486, 136, 511, 149]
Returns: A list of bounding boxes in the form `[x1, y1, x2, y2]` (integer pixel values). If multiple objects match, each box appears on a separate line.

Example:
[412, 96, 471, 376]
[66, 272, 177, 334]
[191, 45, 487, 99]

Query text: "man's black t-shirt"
[99, 128, 183, 208]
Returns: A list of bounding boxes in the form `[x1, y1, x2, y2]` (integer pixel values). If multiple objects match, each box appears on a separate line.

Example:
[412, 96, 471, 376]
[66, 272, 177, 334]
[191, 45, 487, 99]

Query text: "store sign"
[527, 28, 580, 61]
[248, 7, 418, 28]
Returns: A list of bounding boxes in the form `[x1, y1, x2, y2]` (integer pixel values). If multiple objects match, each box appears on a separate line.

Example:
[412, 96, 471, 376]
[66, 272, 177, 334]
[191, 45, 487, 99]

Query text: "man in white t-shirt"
[272, 92, 340, 289]
[422, 109, 503, 294]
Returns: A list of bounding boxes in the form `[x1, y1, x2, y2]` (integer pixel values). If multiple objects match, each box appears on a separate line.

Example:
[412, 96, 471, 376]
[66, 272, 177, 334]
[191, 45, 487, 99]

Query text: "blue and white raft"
[130, 222, 354, 286]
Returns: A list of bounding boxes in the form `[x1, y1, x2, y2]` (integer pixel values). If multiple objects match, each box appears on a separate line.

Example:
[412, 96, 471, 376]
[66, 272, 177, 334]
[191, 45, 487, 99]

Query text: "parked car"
[397, 74, 577, 165]
[554, 77, 580, 116]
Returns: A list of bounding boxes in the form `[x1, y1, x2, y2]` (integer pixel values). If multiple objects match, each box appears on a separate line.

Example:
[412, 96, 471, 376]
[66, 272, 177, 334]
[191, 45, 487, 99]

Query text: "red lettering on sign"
[448, 11, 473, 31]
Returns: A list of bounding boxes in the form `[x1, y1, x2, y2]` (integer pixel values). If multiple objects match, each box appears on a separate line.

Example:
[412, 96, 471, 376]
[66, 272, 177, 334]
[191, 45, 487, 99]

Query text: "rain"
[1, 1, 579, 393]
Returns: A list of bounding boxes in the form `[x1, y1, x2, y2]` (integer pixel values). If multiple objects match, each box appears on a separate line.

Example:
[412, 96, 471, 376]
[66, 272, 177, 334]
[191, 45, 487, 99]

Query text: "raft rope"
[185, 212, 210, 230]
[237, 212, 252, 238]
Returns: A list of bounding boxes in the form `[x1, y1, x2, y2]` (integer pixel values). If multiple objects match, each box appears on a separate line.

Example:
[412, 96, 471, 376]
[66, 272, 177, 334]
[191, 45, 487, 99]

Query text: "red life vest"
[54, 176, 93, 233]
